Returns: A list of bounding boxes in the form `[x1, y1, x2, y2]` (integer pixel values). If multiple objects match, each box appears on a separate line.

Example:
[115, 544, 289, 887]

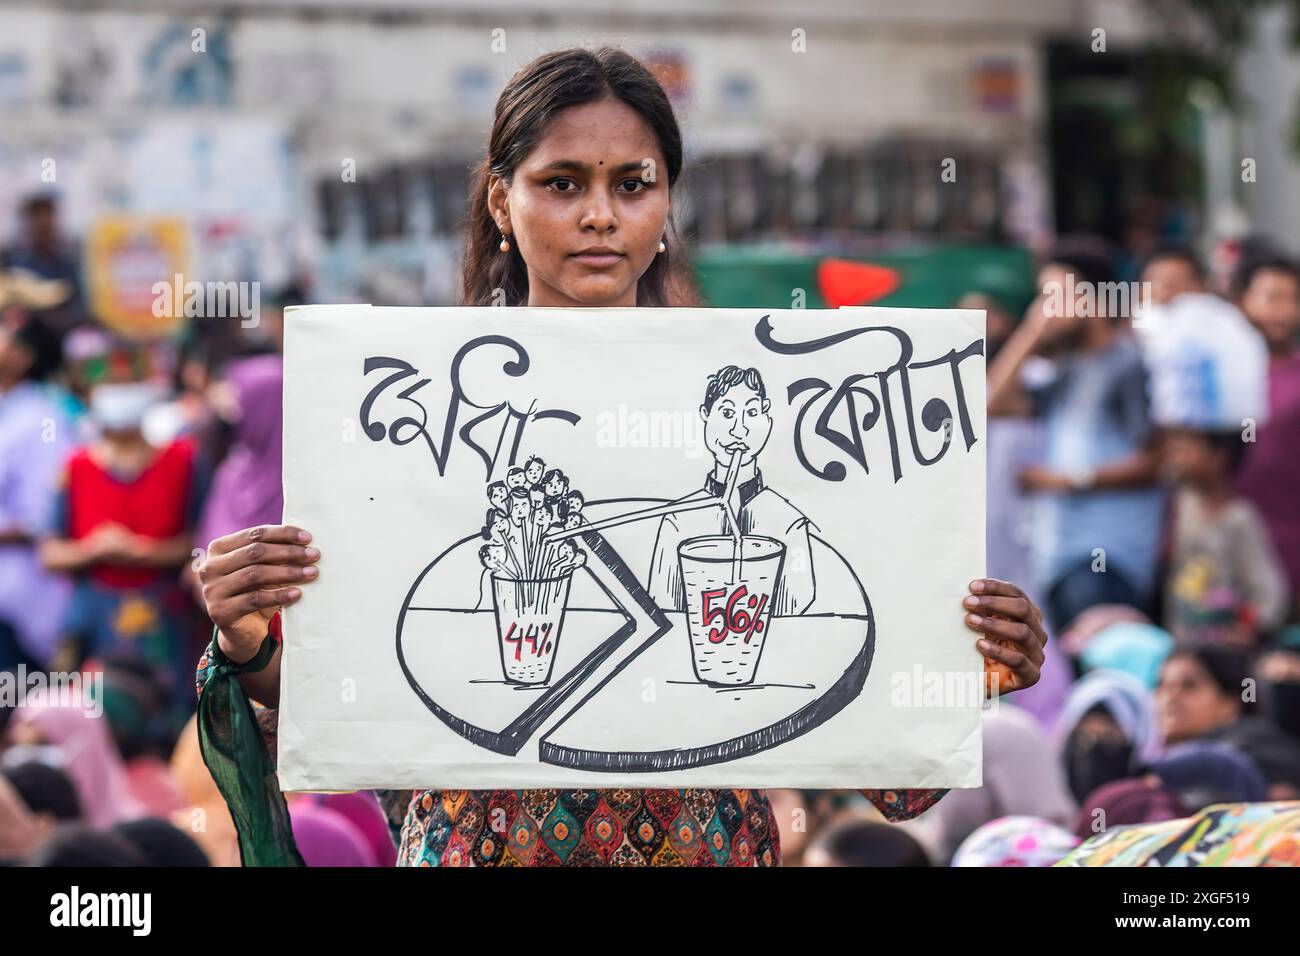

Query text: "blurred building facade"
[1, 0, 1292, 308]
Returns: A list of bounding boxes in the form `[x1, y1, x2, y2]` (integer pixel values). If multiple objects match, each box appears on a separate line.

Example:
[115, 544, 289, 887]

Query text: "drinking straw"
[541, 490, 720, 543]
[719, 449, 744, 584]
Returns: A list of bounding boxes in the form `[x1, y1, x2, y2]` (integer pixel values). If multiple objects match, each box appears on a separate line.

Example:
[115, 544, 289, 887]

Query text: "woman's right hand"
[199, 525, 320, 664]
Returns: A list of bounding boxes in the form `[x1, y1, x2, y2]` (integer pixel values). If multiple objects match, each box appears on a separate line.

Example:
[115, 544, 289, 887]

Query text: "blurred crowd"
[2, 193, 1300, 866]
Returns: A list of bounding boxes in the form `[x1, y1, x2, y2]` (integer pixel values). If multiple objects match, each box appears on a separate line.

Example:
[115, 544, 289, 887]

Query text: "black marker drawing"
[365, 318, 981, 775]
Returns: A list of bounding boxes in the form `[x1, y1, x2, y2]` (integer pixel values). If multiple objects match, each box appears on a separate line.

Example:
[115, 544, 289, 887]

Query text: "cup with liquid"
[677, 534, 784, 686]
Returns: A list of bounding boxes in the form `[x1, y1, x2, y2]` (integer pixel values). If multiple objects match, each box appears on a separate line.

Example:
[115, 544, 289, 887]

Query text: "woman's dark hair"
[1165, 646, 1248, 701]
[1202, 429, 1250, 479]
[1042, 236, 1117, 289]
[461, 47, 690, 308]
[1231, 253, 1299, 301]
[0, 762, 82, 821]
[27, 825, 146, 867]
[112, 818, 210, 867]
[811, 818, 931, 867]
[1141, 243, 1205, 282]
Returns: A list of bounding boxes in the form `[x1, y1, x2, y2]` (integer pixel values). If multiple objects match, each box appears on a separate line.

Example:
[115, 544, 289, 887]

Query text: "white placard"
[278, 306, 987, 790]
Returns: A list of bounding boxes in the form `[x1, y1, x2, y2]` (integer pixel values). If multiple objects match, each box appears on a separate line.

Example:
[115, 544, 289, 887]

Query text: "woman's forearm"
[131, 533, 194, 568]
[38, 537, 96, 572]
[986, 321, 1042, 417]
[231, 639, 282, 709]
[1090, 446, 1160, 490]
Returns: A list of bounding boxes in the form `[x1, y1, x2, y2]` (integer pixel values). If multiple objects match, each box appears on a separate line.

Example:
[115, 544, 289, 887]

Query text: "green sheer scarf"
[197, 629, 305, 867]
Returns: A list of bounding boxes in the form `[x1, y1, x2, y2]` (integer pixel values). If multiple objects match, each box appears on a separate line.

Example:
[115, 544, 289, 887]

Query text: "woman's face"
[490, 97, 669, 308]
[1155, 655, 1240, 744]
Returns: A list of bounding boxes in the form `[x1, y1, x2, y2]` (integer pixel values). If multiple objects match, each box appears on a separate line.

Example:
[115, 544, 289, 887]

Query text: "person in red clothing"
[40, 373, 206, 692]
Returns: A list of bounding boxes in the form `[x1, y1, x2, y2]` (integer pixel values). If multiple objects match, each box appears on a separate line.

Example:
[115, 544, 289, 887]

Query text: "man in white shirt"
[647, 365, 815, 616]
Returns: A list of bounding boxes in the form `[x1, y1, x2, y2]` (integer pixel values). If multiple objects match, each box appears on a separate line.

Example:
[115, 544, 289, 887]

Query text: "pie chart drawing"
[395, 498, 874, 773]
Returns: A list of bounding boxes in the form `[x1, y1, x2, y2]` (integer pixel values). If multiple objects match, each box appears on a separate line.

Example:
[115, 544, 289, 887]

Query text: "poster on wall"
[84, 215, 187, 339]
[278, 305, 987, 790]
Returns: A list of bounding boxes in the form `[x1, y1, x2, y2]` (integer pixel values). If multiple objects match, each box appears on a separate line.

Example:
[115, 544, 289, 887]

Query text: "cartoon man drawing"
[647, 365, 815, 615]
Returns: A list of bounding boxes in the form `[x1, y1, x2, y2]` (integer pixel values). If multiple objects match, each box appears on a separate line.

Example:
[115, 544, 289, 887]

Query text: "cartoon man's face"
[700, 382, 772, 469]
[489, 514, 509, 537]
[544, 475, 567, 498]
[525, 460, 544, 485]
[488, 483, 508, 511]
[484, 544, 508, 567]
[509, 496, 530, 523]
[506, 469, 527, 490]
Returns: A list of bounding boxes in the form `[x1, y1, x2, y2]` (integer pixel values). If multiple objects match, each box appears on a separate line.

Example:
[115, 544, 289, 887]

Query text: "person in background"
[0, 312, 73, 670]
[1146, 741, 1267, 811]
[1139, 244, 1205, 307]
[1077, 620, 1173, 688]
[195, 353, 283, 552]
[1155, 646, 1300, 799]
[98, 653, 187, 818]
[26, 825, 146, 867]
[964, 287, 1074, 733]
[968, 288, 1042, 595]
[1259, 637, 1300, 743]
[111, 818, 209, 867]
[1055, 670, 1163, 804]
[1160, 427, 1288, 647]
[38, 369, 206, 702]
[988, 240, 1164, 631]
[1, 195, 84, 338]
[950, 816, 1080, 868]
[802, 812, 931, 867]
[898, 703, 1076, 865]
[1071, 777, 1187, 841]
[0, 760, 82, 824]
[6, 696, 144, 827]
[1234, 255, 1300, 619]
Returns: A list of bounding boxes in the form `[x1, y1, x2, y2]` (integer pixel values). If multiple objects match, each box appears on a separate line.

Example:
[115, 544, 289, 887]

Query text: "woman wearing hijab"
[1156, 646, 1300, 799]
[195, 354, 284, 548]
[1146, 741, 1268, 809]
[6, 696, 144, 828]
[1055, 670, 1163, 803]
[897, 703, 1076, 865]
[1071, 777, 1187, 841]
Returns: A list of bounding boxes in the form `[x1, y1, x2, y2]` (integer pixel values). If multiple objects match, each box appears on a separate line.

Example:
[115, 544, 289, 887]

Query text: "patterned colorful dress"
[196, 619, 948, 867]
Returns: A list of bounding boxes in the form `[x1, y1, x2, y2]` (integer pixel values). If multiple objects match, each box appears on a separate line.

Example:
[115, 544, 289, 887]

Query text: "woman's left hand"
[964, 578, 1048, 696]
